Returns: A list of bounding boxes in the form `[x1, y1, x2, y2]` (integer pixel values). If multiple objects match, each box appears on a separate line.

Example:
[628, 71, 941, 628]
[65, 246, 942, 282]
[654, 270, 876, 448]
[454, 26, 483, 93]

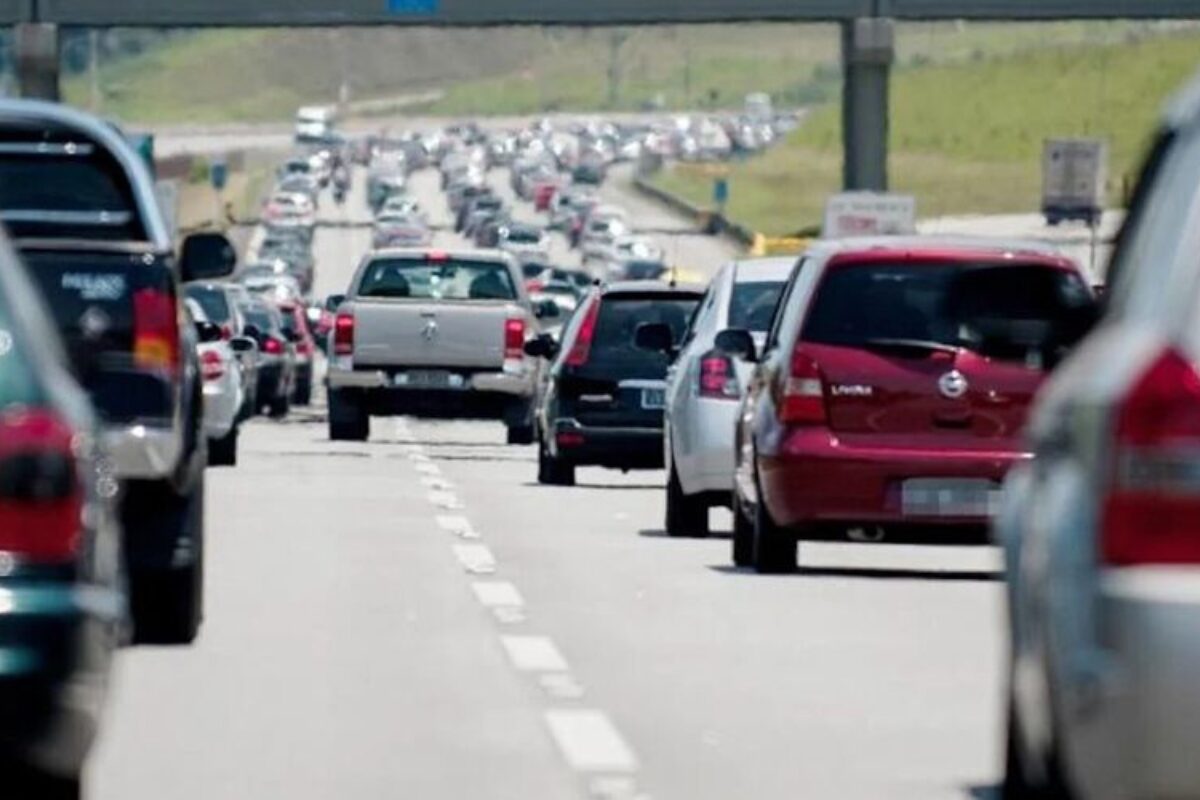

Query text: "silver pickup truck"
[326, 248, 557, 442]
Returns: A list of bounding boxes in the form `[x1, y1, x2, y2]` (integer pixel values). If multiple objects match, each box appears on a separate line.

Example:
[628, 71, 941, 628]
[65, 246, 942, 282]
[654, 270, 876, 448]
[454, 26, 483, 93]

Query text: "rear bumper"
[758, 427, 1024, 530]
[1065, 568, 1200, 800]
[552, 419, 664, 469]
[328, 365, 535, 398]
[101, 422, 182, 481]
[0, 583, 124, 774]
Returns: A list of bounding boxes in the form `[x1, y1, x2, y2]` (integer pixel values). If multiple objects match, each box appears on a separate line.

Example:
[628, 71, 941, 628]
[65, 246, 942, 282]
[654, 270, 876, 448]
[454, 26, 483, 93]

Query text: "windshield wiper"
[861, 338, 961, 356]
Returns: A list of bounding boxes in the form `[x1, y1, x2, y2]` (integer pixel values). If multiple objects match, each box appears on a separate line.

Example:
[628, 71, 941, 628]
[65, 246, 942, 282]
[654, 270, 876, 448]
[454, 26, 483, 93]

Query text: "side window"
[765, 257, 808, 353]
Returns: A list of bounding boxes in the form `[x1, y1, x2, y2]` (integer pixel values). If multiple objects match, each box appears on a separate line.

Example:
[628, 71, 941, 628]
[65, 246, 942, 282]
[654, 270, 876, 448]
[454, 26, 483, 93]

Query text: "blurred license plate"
[395, 370, 459, 390]
[641, 388, 666, 410]
[901, 479, 1001, 517]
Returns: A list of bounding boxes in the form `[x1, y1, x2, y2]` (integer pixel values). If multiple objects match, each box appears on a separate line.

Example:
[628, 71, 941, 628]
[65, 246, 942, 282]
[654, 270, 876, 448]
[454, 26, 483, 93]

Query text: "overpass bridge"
[10, 0, 1200, 193]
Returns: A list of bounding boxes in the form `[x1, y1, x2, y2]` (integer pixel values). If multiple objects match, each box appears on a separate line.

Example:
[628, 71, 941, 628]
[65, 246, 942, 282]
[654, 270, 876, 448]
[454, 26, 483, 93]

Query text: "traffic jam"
[0, 68, 1198, 800]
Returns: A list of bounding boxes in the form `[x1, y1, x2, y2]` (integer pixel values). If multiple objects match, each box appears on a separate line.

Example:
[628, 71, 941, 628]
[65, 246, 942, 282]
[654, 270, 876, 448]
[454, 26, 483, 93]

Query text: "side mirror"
[635, 322, 675, 354]
[524, 334, 559, 360]
[229, 336, 257, 354]
[195, 321, 223, 343]
[243, 324, 263, 341]
[283, 329, 302, 343]
[534, 299, 561, 320]
[325, 293, 347, 312]
[180, 232, 237, 282]
[715, 328, 758, 363]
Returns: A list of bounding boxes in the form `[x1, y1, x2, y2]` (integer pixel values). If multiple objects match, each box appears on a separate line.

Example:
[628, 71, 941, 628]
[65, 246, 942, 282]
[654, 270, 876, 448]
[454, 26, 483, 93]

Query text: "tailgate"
[19, 248, 176, 423]
[352, 299, 516, 369]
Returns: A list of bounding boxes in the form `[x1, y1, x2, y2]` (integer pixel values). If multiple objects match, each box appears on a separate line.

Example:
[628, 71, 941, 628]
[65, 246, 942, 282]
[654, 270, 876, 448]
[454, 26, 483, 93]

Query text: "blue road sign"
[210, 160, 228, 192]
[387, 0, 438, 13]
[714, 177, 729, 207]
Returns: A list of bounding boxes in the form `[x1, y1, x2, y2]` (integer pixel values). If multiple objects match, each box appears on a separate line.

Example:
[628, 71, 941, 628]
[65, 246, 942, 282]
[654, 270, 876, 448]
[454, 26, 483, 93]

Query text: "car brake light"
[505, 317, 526, 361]
[200, 350, 225, 381]
[334, 312, 355, 356]
[220, 324, 233, 341]
[133, 288, 180, 373]
[263, 336, 285, 356]
[557, 432, 585, 448]
[295, 339, 313, 356]
[779, 348, 827, 425]
[0, 409, 83, 564]
[699, 351, 741, 400]
[427, 250, 449, 262]
[565, 299, 601, 368]
[1102, 347, 1200, 565]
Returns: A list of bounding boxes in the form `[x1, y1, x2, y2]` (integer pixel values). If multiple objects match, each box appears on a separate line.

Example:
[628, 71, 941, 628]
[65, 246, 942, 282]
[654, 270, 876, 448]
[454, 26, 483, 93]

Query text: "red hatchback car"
[719, 237, 1098, 573]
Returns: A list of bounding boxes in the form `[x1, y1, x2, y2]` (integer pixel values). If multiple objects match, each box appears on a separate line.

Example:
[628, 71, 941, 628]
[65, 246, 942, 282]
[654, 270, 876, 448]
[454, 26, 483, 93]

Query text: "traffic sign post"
[713, 177, 729, 215]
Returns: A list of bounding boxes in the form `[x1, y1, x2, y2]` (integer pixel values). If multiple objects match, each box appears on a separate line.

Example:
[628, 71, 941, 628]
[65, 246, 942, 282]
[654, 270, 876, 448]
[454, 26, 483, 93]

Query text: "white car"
[498, 224, 550, 263]
[602, 236, 663, 280]
[661, 257, 793, 536]
[997, 69, 1200, 800]
[186, 299, 248, 466]
[580, 213, 629, 262]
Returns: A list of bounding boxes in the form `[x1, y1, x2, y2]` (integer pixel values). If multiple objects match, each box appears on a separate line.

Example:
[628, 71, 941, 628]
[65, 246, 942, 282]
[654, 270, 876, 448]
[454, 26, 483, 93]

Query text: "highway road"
[88, 157, 1006, 800]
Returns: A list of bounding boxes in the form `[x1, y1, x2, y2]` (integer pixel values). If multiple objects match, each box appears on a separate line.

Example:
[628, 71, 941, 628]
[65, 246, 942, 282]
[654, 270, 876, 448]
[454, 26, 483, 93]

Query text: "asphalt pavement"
[88, 158, 1006, 800]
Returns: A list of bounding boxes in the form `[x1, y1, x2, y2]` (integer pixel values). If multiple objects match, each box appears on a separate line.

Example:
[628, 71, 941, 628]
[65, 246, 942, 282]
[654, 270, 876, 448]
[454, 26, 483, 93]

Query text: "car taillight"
[295, 339, 313, 356]
[1102, 347, 1200, 565]
[263, 336, 285, 356]
[220, 324, 233, 341]
[334, 312, 355, 356]
[565, 299, 601, 368]
[0, 409, 83, 564]
[779, 348, 827, 425]
[505, 317, 526, 361]
[201, 350, 225, 381]
[699, 351, 740, 400]
[133, 288, 180, 373]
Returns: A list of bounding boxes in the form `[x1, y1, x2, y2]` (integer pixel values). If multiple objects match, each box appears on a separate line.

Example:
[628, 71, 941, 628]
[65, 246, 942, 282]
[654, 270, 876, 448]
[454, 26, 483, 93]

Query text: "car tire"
[732, 499, 755, 567]
[269, 392, 290, 419]
[666, 462, 709, 538]
[328, 390, 369, 442]
[3, 758, 80, 800]
[293, 373, 313, 406]
[752, 481, 797, 574]
[1002, 684, 1074, 799]
[130, 477, 205, 646]
[207, 427, 238, 467]
[507, 425, 535, 446]
[537, 439, 575, 486]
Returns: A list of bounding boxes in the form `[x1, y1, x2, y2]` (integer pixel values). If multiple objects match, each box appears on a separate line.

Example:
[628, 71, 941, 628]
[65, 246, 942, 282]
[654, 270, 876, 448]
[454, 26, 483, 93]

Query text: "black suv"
[0, 100, 236, 646]
[526, 281, 702, 485]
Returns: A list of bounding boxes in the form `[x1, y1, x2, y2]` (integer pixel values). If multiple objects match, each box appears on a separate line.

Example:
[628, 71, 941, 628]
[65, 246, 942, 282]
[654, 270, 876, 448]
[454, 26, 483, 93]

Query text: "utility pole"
[606, 29, 630, 109]
[89, 29, 101, 112]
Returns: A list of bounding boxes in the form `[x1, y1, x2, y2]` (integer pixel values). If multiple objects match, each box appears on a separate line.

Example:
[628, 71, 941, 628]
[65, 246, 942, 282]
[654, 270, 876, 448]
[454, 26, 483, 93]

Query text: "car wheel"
[129, 476, 205, 645]
[507, 425, 535, 446]
[207, 427, 238, 467]
[269, 392, 290, 419]
[537, 439, 575, 486]
[752, 480, 797, 574]
[666, 462, 709, 538]
[328, 389, 369, 442]
[293, 373, 313, 406]
[2, 758, 80, 800]
[732, 498, 755, 567]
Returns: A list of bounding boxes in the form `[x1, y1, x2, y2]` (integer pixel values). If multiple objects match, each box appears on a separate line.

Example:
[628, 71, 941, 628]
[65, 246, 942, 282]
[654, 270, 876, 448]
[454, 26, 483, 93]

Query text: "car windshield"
[184, 286, 231, 323]
[728, 280, 786, 332]
[802, 262, 1096, 363]
[358, 259, 518, 301]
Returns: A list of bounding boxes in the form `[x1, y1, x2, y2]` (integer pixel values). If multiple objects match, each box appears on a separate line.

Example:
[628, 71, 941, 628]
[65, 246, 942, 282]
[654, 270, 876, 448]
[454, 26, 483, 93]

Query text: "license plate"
[394, 370, 460, 390]
[641, 388, 666, 410]
[901, 479, 1001, 518]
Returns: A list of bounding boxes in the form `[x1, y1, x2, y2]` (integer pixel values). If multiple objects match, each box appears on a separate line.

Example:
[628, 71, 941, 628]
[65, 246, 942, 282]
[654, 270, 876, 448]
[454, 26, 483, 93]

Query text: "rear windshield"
[624, 261, 666, 281]
[244, 307, 280, 334]
[591, 295, 700, 367]
[358, 259, 517, 301]
[729, 281, 786, 332]
[185, 286, 231, 323]
[0, 146, 145, 240]
[505, 228, 542, 244]
[802, 262, 1096, 363]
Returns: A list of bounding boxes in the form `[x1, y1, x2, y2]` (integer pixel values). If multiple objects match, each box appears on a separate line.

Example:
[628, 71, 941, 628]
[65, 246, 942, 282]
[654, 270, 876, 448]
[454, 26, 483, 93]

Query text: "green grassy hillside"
[653, 27, 1200, 233]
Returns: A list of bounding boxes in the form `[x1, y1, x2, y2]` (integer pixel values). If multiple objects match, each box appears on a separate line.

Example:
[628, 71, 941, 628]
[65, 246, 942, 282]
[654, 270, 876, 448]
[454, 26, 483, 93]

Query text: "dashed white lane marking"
[428, 490, 461, 508]
[453, 543, 496, 574]
[421, 475, 454, 490]
[471, 581, 524, 608]
[540, 673, 586, 700]
[436, 515, 480, 539]
[588, 776, 647, 800]
[501, 636, 569, 672]
[544, 710, 639, 773]
[415, 462, 441, 475]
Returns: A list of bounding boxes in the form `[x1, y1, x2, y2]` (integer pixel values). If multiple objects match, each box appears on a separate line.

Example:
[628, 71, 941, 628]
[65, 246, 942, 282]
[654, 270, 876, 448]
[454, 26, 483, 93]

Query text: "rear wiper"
[861, 338, 961, 356]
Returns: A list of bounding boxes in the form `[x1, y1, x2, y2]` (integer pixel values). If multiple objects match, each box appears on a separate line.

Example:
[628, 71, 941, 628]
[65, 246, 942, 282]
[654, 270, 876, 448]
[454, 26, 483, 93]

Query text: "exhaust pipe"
[847, 526, 886, 543]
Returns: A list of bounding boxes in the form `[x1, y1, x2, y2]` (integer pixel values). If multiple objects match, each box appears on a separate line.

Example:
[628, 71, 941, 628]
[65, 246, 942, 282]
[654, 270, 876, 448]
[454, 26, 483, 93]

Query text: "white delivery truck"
[295, 106, 337, 144]
[1042, 138, 1107, 226]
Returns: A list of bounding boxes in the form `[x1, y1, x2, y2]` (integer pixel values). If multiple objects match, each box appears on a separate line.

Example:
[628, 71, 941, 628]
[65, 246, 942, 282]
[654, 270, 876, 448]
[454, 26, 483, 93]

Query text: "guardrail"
[631, 175, 760, 250]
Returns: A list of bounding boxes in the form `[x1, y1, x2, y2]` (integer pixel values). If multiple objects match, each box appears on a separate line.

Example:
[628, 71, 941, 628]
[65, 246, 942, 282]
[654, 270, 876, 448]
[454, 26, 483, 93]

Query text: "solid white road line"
[500, 636, 569, 672]
[471, 581, 524, 608]
[453, 543, 496, 575]
[544, 709, 639, 773]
